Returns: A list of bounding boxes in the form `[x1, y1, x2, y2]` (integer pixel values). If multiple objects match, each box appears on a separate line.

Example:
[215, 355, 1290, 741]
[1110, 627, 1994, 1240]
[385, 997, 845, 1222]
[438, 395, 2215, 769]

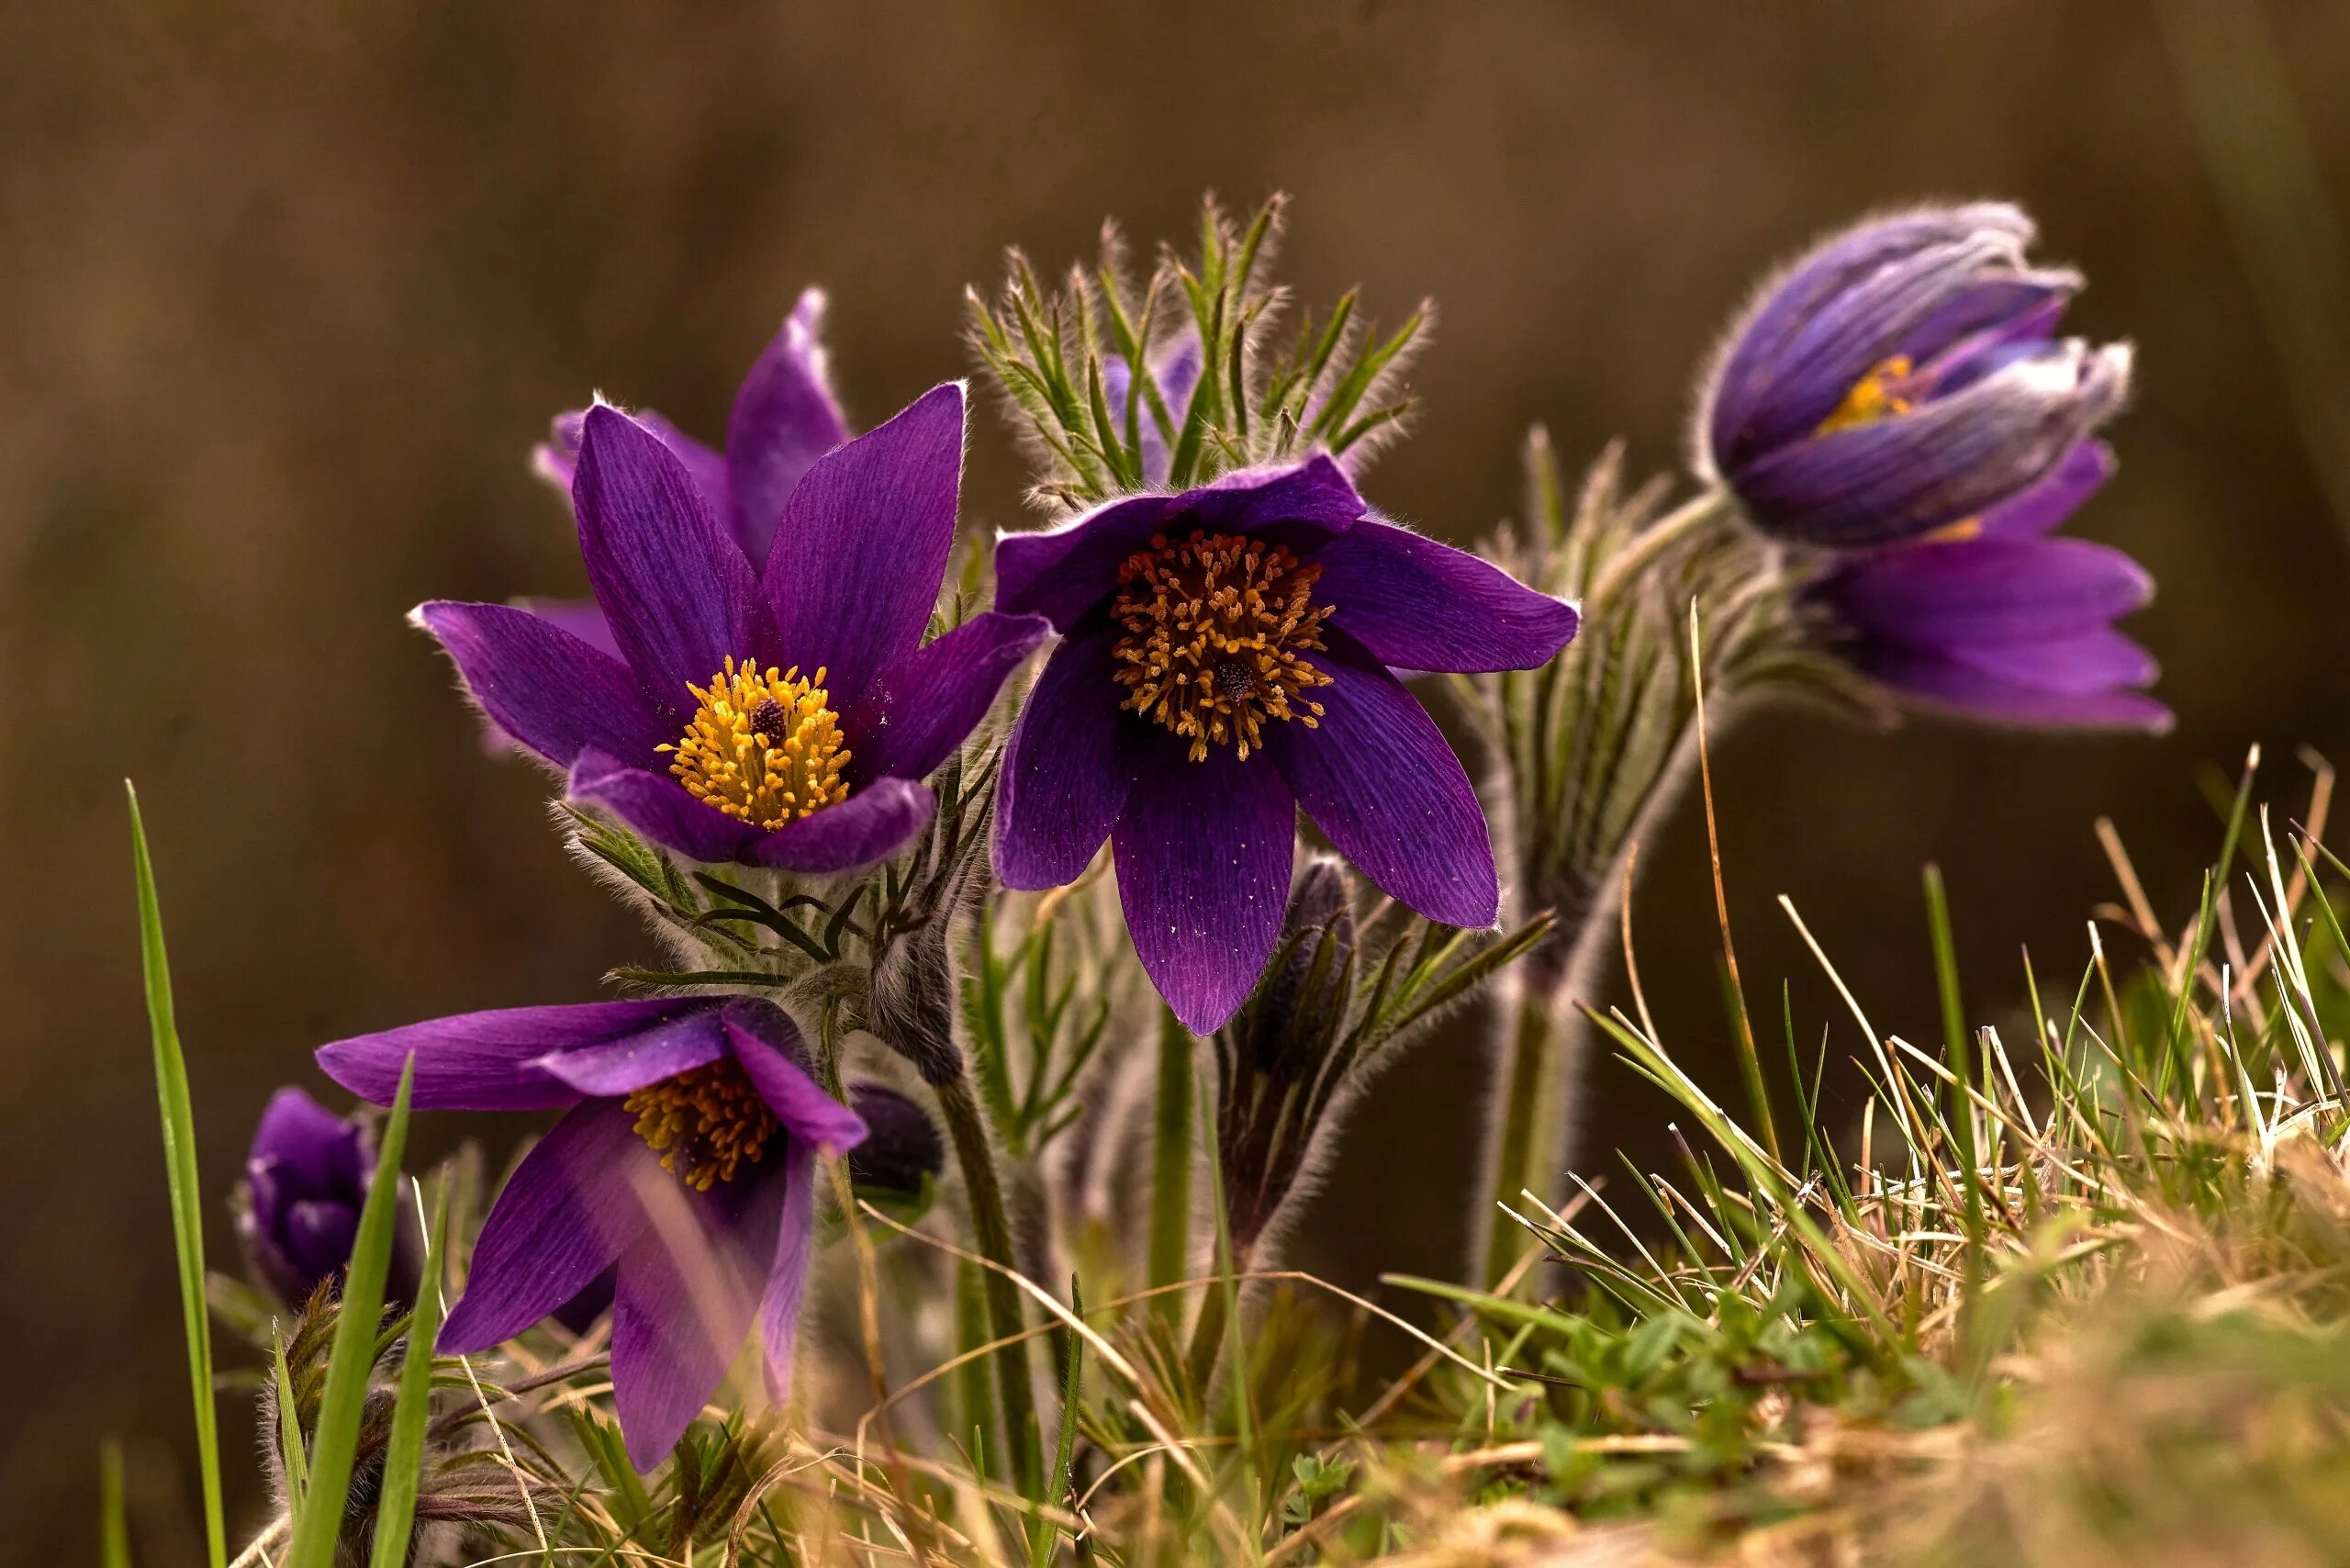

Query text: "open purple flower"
[1701, 204, 2132, 549]
[317, 996, 865, 1470]
[418, 384, 1048, 872]
[237, 1087, 420, 1310]
[990, 456, 1579, 1031]
[1812, 441, 2168, 731]
[527, 290, 850, 655]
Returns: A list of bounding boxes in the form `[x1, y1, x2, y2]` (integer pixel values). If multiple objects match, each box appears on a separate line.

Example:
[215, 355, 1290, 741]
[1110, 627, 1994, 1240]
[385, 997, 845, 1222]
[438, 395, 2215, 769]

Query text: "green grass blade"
[1030, 1275, 1087, 1568]
[127, 781, 228, 1568]
[285, 1053, 415, 1568]
[274, 1327, 309, 1510]
[370, 1172, 451, 1568]
[1922, 866, 1985, 1338]
[99, 1441, 130, 1568]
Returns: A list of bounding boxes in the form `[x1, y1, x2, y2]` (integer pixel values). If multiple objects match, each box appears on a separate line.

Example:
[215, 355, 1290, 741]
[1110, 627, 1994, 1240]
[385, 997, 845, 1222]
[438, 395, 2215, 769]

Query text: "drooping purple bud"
[1699, 203, 2132, 549]
[236, 1087, 420, 1310]
[845, 1083, 946, 1199]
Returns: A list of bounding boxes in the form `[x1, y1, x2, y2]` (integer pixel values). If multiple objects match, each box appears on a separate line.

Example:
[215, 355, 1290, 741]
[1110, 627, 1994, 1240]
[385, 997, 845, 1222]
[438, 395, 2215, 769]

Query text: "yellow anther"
[1816, 354, 1917, 435]
[658, 657, 850, 829]
[623, 1058, 779, 1191]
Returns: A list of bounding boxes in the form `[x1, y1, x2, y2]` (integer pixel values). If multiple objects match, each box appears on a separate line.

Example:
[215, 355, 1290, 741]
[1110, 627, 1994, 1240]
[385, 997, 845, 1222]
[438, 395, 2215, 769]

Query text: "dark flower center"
[1109, 529, 1336, 762]
[622, 1058, 779, 1191]
[655, 656, 850, 830]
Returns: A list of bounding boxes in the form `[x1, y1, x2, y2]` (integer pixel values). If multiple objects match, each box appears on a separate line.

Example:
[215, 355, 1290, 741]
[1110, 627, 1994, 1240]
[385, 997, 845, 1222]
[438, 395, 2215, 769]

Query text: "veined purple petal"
[727, 289, 851, 566]
[509, 597, 624, 663]
[993, 631, 1132, 889]
[1939, 626, 2158, 696]
[1112, 737, 1296, 1033]
[567, 749, 762, 865]
[740, 777, 934, 873]
[534, 409, 727, 516]
[573, 405, 766, 700]
[1822, 535, 2154, 647]
[610, 1156, 786, 1470]
[318, 998, 728, 1112]
[1857, 644, 2174, 732]
[533, 1003, 732, 1097]
[1265, 632, 1498, 929]
[763, 382, 965, 704]
[1179, 454, 1366, 547]
[995, 493, 1180, 629]
[757, 1144, 819, 1405]
[1979, 441, 2113, 539]
[844, 611, 1049, 786]
[438, 1103, 661, 1354]
[1315, 519, 1579, 674]
[414, 601, 672, 767]
[720, 1000, 870, 1151]
[1732, 341, 2131, 546]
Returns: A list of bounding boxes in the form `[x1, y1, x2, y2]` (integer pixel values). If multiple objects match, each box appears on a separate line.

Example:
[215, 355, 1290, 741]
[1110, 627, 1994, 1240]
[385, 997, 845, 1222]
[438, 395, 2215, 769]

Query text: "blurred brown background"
[6, 0, 2347, 1558]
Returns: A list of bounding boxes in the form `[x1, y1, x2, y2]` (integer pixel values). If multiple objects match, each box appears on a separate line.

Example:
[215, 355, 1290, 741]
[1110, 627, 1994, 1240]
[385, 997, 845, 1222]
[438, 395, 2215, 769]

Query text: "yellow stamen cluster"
[1110, 529, 1336, 763]
[659, 658, 850, 830]
[623, 1058, 779, 1191]
[1815, 353, 1917, 434]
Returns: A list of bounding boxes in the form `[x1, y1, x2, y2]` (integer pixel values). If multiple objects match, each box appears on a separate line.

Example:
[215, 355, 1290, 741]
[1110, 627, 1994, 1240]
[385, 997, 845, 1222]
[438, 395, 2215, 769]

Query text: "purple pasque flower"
[317, 995, 866, 1471]
[1812, 440, 2168, 731]
[990, 456, 1579, 1031]
[418, 384, 1048, 872]
[528, 290, 850, 656]
[1700, 203, 2132, 549]
[238, 1087, 421, 1309]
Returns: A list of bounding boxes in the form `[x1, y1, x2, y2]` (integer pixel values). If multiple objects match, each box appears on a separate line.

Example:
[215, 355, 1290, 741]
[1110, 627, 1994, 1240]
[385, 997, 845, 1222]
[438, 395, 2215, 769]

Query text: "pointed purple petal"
[415, 601, 672, 767]
[1315, 519, 1579, 673]
[1823, 535, 2154, 647]
[537, 409, 726, 517]
[757, 1144, 819, 1405]
[610, 1159, 784, 1470]
[1265, 633, 1498, 928]
[319, 999, 725, 1111]
[844, 611, 1049, 785]
[727, 289, 851, 566]
[739, 777, 934, 872]
[993, 631, 1132, 890]
[250, 1088, 364, 1187]
[1857, 643, 2174, 732]
[1978, 441, 2114, 539]
[722, 1001, 869, 1151]
[508, 597, 624, 662]
[1939, 626, 2159, 696]
[567, 748, 762, 865]
[1112, 739, 1295, 1033]
[533, 1002, 731, 1097]
[573, 405, 765, 700]
[994, 493, 1178, 628]
[763, 382, 964, 703]
[437, 1103, 658, 1353]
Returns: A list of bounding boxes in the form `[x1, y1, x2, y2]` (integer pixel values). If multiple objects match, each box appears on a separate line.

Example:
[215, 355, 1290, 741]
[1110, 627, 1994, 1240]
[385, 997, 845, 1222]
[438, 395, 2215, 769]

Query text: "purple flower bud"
[236, 1087, 420, 1309]
[845, 1083, 945, 1199]
[1700, 204, 2132, 549]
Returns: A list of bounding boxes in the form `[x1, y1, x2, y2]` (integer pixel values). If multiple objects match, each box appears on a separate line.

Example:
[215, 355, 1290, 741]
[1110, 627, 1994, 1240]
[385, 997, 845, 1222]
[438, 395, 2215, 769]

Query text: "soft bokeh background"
[6, 1, 2346, 1556]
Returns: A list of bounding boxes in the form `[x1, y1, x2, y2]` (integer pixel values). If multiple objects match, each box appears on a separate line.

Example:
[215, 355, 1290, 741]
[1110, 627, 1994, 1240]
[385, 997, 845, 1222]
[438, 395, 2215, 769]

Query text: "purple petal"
[279, 1202, 361, 1283]
[318, 999, 721, 1112]
[438, 1103, 660, 1354]
[1315, 519, 1579, 673]
[508, 597, 624, 663]
[740, 777, 934, 873]
[1940, 626, 2158, 696]
[996, 456, 1367, 630]
[726, 289, 851, 566]
[567, 748, 762, 865]
[843, 611, 1050, 785]
[1112, 737, 1296, 1033]
[1264, 632, 1498, 928]
[1731, 341, 2132, 546]
[757, 1144, 819, 1405]
[1857, 644, 2174, 732]
[1978, 441, 2114, 539]
[610, 1157, 785, 1470]
[533, 1002, 732, 1097]
[414, 601, 673, 767]
[721, 1001, 870, 1150]
[536, 409, 726, 521]
[250, 1087, 365, 1190]
[763, 382, 965, 704]
[573, 405, 766, 700]
[1822, 535, 2154, 647]
[993, 631, 1132, 890]
[1103, 330, 1205, 484]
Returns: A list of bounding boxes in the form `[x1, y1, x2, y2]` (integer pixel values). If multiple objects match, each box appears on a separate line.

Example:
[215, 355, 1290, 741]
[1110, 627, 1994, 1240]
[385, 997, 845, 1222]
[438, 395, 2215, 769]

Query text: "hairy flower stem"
[934, 1074, 1044, 1492]
[1147, 1009, 1193, 1329]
